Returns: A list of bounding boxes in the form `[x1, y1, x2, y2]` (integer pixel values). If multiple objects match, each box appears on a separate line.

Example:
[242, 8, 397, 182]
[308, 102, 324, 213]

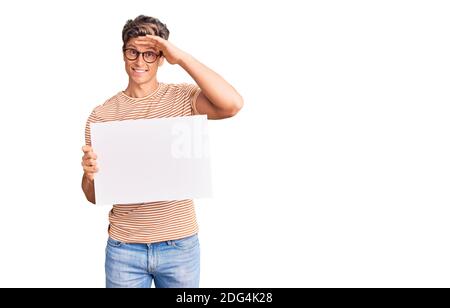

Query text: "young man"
[81, 15, 243, 288]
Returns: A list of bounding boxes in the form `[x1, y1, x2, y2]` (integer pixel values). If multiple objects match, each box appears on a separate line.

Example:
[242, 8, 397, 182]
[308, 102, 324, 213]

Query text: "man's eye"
[129, 50, 138, 55]
[144, 52, 155, 57]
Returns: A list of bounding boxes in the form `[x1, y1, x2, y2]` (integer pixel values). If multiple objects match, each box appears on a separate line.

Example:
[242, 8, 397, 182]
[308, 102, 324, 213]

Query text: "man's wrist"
[178, 52, 194, 68]
[83, 173, 94, 185]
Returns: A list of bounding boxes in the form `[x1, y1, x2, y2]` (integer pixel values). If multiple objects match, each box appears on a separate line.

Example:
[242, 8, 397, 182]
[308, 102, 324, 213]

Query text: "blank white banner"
[91, 115, 212, 205]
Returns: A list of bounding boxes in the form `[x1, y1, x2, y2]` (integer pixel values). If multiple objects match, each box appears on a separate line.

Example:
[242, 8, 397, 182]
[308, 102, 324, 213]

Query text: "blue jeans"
[105, 234, 200, 288]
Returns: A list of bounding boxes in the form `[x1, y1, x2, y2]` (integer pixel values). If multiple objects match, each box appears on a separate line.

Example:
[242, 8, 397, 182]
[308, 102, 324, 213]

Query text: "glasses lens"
[143, 52, 157, 63]
[125, 49, 139, 60]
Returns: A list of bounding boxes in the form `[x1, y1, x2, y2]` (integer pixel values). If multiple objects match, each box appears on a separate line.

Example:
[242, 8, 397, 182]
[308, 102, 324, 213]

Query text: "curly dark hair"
[122, 15, 170, 49]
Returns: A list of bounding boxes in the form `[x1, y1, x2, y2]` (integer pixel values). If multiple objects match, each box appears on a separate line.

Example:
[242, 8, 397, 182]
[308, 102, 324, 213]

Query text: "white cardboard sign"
[90, 115, 212, 205]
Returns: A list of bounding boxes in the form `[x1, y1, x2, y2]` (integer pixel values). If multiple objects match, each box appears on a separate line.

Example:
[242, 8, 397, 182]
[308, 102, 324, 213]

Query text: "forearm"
[179, 53, 243, 110]
[82, 173, 96, 204]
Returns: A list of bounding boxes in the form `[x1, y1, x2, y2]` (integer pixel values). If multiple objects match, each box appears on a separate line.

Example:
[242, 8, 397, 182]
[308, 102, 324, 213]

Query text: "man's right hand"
[81, 145, 99, 181]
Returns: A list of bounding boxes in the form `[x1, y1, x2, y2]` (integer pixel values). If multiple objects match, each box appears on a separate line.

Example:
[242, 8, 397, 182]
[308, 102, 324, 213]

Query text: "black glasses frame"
[123, 48, 161, 64]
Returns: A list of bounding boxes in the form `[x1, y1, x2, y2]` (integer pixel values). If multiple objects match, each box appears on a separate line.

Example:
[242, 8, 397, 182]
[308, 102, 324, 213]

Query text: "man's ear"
[158, 56, 165, 67]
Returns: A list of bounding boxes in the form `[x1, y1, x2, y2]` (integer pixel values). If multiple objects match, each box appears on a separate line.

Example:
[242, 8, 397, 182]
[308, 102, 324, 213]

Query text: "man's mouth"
[132, 68, 148, 73]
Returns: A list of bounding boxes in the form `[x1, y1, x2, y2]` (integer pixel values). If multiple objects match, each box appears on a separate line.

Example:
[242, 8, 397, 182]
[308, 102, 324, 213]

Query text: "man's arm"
[81, 173, 96, 204]
[81, 145, 98, 204]
[134, 35, 244, 119]
[179, 54, 244, 119]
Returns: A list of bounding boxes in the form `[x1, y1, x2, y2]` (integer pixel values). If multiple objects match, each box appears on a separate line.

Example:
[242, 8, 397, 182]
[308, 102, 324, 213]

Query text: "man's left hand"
[134, 35, 188, 65]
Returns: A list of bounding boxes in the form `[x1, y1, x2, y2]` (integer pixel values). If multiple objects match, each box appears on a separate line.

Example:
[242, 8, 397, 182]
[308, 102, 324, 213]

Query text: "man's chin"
[130, 77, 151, 85]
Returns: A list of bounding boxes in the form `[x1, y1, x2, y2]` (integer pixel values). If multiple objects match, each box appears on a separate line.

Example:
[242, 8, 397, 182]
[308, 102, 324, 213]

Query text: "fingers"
[81, 157, 98, 170]
[82, 159, 99, 175]
[81, 145, 99, 178]
[81, 145, 97, 159]
[83, 165, 99, 174]
[134, 37, 155, 43]
[83, 152, 97, 160]
[82, 158, 97, 167]
[82, 145, 91, 153]
[134, 42, 159, 50]
[139, 34, 161, 41]
[134, 35, 162, 47]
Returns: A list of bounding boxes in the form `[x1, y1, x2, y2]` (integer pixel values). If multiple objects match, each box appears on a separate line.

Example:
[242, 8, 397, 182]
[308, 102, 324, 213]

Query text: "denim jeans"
[105, 234, 200, 288]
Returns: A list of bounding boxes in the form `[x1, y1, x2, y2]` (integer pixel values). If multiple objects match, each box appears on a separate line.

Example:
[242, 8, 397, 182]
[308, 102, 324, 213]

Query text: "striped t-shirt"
[84, 82, 202, 243]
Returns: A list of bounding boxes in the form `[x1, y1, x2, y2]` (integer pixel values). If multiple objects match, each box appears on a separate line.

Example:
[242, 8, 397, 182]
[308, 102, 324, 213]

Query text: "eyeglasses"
[123, 48, 161, 63]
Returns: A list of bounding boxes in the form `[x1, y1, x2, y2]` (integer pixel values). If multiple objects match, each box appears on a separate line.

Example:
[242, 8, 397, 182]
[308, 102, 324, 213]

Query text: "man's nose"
[136, 53, 146, 65]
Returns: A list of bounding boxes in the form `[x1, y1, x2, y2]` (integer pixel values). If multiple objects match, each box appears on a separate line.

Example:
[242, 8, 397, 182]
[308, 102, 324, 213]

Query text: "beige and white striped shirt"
[84, 83, 202, 243]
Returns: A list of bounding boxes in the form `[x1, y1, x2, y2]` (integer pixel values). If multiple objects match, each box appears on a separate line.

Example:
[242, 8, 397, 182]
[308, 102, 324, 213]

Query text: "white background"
[0, 0, 449, 287]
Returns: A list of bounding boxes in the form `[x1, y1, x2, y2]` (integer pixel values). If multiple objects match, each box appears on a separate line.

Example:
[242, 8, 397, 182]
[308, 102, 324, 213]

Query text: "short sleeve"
[84, 109, 101, 147]
[177, 83, 202, 116]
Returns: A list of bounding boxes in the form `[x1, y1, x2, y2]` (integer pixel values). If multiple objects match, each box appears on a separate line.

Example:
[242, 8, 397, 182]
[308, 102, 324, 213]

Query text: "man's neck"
[124, 79, 159, 98]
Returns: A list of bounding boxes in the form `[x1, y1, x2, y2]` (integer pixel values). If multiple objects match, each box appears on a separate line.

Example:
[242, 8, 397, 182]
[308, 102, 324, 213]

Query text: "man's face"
[123, 37, 164, 85]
